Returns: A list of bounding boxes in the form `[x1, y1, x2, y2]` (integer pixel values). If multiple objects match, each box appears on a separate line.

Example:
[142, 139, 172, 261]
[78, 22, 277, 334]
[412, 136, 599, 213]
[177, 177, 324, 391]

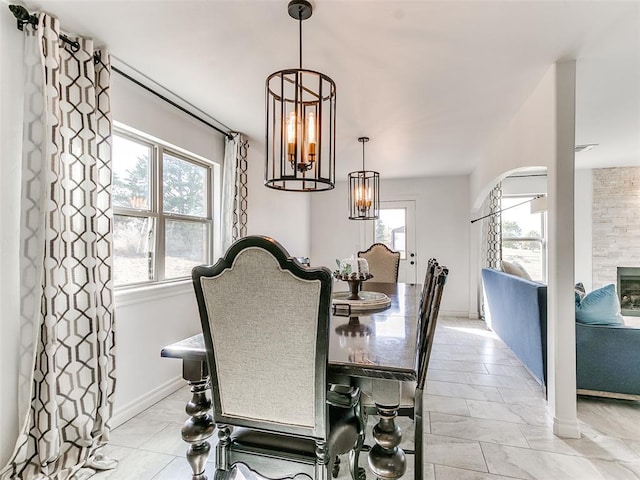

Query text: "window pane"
[502, 196, 542, 238]
[165, 220, 209, 279]
[163, 153, 207, 217]
[375, 208, 406, 259]
[112, 135, 152, 209]
[113, 215, 155, 285]
[503, 239, 543, 281]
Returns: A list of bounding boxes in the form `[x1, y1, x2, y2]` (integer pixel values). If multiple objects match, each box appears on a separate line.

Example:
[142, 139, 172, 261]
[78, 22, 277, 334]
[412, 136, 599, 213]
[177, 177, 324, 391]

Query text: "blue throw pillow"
[575, 284, 624, 325]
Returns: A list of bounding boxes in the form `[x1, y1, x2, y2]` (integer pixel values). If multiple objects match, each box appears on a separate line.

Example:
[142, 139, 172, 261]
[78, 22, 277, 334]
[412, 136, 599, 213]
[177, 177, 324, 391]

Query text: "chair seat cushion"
[232, 428, 316, 456]
[222, 462, 312, 480]
[231, 405, 360, 458]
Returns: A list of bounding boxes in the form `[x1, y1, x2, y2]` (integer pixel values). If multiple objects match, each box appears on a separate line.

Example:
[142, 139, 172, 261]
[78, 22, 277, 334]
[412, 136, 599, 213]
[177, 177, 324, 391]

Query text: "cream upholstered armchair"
[192, 236, 361, 480]
[357, 243, 401, 283]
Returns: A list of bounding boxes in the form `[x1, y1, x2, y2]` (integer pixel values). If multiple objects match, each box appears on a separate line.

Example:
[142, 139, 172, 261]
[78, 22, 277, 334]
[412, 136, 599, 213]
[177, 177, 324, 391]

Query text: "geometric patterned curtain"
[221, 133, 249, 252]
[479, 182, 502, 319]
[1, 13, 117, 480]
[482, 182, 503, 269]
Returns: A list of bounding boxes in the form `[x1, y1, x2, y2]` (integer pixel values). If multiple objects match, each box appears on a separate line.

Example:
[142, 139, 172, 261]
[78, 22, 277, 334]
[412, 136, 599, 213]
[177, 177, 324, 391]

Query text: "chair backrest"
[419, 258, 439, 322]
[192, 235, 333, 440]
[417, 265, 449, 390]
[357, 243, 401, 283]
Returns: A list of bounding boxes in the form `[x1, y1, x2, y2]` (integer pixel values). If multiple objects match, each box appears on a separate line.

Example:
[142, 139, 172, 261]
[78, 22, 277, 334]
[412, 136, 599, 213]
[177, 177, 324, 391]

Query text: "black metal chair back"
[417, 265, 449, 390]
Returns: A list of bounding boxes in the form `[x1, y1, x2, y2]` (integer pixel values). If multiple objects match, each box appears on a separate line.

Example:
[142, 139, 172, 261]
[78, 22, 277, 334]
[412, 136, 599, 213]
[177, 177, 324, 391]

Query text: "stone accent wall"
[592, 167, 640, 288]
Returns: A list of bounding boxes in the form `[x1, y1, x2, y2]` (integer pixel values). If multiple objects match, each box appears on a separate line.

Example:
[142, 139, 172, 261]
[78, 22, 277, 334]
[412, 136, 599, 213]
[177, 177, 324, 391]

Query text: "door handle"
[410, 253, 415, 258]
[410, 261, 415, 265]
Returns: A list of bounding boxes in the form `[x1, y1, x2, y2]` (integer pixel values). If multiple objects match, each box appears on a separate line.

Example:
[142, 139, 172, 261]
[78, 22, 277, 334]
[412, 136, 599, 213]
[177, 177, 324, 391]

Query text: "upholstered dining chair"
[361, 264, 449, 480]
[192, 235, 361, 480]
[357, 243, 401, 283]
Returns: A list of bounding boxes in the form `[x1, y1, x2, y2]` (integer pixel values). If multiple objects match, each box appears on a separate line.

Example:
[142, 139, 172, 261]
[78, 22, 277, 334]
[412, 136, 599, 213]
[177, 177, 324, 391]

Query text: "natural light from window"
[112, 130, 214, 287]
[501, 195, 546, 282]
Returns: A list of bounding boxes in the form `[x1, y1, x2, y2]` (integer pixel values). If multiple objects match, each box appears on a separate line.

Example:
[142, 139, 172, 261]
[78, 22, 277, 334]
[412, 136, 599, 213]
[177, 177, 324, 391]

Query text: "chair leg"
[316, 440, 329, 480]
[349, 398, 367, 480]
[414, 390, 424, 480]
[332, 455, 340, 478]
[215, 425, 232, 477]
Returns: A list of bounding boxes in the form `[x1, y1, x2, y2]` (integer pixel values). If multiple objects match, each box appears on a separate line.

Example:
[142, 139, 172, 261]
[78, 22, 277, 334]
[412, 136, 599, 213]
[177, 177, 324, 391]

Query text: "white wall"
[245, 139, 311, 257]
[310, 176, 471, 316]
[470, 65, 556, 208]
[0, 7, 24, 465]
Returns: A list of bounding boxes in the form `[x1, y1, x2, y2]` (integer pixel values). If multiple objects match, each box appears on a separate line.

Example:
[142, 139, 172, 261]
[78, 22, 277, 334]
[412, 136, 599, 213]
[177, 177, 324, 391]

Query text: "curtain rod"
[8, 4, 234, 140]
[470, 195, 544, 224]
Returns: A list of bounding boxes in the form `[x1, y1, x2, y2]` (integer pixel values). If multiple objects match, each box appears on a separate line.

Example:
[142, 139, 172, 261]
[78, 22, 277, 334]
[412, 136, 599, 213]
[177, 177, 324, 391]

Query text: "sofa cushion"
[500, 260, 533, 281]
[575, 284, 624, 326]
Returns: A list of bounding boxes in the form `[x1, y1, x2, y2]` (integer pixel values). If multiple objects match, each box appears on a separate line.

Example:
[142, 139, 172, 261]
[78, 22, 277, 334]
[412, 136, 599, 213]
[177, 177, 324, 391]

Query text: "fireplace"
[617, 267, 640, 317]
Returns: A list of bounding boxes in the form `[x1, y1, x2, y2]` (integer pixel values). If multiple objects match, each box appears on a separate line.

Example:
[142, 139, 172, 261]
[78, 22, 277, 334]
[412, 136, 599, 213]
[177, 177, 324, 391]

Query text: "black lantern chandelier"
[348, 137, 380, 220]
[265, 0, 336, 192]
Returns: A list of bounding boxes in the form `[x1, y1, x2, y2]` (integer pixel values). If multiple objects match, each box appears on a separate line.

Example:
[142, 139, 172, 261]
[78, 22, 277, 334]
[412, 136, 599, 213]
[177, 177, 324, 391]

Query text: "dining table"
[161, 281, 422, 480]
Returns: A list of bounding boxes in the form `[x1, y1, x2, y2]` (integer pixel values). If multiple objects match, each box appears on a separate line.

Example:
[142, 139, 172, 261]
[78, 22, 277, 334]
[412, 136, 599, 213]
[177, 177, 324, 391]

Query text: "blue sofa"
[482, 268, 640, 399]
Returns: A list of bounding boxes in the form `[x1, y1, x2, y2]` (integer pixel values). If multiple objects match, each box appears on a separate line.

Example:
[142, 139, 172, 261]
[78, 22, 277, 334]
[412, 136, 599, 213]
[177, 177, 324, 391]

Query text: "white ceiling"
[26, 0, 640, 179]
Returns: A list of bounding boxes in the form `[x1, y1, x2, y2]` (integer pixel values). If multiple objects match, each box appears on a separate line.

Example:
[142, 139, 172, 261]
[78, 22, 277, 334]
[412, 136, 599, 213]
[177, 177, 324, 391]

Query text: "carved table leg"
[367, 404, 406, 479]
[181, 359, 216, 480]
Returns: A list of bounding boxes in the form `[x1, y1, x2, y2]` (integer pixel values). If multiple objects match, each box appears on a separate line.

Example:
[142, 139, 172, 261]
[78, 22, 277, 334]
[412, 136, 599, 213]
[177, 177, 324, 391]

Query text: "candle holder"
[333, 272, 374, 300]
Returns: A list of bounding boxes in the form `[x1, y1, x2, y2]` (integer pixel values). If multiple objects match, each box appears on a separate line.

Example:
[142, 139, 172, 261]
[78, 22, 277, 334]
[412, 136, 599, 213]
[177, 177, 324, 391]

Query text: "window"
[112, 129, 214, 287]
[374, 208, 406, 259]
[501, 195, 546, 282]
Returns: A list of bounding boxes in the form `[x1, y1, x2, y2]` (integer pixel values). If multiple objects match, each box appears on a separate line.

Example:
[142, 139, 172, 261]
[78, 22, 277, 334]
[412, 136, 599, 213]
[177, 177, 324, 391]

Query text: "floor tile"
[423, 433, 488, 472]
[431, 344, 483, 355]
[430, 412, 529, 447]
[89, 449, 175, 480]
[426, 380, 504, 402]
[429, 358, 489, 374]
[430, 351, 516, 366]
[484, 363, 533, 379]
[588, 458, 640, 480]
[110, 417, 170, 449]
[578, 397, 640, 441]
[140, 423, 192, 457]
[134, 396, 189, 425]
[434, 464, 516, 480]
[466, 399, 547, 426]
[152, 458, 216, 479]
[424, 394, 471, 416]
[481, 442, 610, 479]
[496, 387, 546, 407]
[520, 425, 640, 463]
[427, 370, 532, 391]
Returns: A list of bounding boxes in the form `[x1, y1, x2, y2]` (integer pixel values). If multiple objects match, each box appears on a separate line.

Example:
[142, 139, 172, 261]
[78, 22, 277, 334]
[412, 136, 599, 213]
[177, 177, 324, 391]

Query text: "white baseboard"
[546, 409, 580, 439]
[111, 376, 185, 428]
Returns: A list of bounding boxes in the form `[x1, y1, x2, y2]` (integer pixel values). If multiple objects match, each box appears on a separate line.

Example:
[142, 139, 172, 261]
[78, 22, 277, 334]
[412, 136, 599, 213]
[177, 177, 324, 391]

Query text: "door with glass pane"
[364, 200, 417, 283]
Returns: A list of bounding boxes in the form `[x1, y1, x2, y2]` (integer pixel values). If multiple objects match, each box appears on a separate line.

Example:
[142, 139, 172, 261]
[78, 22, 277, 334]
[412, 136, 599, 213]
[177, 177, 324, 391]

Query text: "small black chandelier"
[265, 0, 336, 192]
[348, 137, 380, 220]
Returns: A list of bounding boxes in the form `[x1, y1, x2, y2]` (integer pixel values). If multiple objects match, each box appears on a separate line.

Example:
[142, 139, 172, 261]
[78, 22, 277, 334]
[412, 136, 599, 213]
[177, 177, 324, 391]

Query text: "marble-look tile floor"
[93, 317, 640, 479]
